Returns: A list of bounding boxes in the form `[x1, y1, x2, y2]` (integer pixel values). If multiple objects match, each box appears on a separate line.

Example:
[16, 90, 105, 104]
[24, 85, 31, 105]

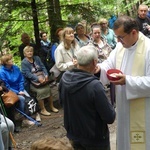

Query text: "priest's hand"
[110, 74, 126, 85]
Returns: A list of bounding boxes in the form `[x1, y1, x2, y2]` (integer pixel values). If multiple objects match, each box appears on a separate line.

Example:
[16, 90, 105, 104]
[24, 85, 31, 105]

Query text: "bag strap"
[71, 48, 76, 59]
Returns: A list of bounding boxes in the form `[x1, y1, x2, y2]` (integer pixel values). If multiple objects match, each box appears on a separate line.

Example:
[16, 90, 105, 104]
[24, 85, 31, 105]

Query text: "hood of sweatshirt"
[60, 68, 99, 94]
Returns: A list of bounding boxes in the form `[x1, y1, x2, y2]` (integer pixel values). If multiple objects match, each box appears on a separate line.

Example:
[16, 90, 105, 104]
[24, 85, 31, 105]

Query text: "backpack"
[108, 15, 117, 29]
[24, 95, 39, 116]
[46, 43, 55, 72]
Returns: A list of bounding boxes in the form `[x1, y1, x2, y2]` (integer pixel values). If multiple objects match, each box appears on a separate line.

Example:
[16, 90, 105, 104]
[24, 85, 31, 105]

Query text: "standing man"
[39, 31, 55, 74]
[98, 16, 150, 150]
[19, 33, 37, 60]
[59, 45, 116, 150]
[136, 4, 150, 38]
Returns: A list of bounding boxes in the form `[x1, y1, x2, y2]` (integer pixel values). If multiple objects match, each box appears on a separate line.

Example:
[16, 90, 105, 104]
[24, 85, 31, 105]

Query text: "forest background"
[0, 0, 149, 65]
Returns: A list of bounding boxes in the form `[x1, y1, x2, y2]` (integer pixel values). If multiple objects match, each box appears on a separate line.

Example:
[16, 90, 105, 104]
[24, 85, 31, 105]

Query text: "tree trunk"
[46, 0, 63, 42]
[31, 0, 40, 55]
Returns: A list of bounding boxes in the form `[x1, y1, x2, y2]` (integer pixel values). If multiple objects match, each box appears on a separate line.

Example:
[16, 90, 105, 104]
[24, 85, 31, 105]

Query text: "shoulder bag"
[1, 90, 19, 107]
[31, 71, 50, 87]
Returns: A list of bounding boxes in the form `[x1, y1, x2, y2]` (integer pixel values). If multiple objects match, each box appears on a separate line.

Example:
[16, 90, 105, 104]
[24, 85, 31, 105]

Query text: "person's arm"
[94, 82, 116, 124]
[51, 44, 57, 62]
[116, 46, 150, 100]
[36, 56, 48, 76]
[18, 71, 25, 92]
[125, 46, 150, 99]
[99, 47, 117, 85]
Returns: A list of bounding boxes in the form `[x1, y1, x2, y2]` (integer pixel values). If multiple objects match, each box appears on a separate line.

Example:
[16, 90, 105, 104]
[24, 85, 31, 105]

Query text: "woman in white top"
[55, 27, 79, 72]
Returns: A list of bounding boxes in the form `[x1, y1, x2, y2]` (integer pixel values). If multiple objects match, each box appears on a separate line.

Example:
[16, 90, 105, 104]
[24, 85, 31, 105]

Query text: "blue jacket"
[0, 65, 24, 94]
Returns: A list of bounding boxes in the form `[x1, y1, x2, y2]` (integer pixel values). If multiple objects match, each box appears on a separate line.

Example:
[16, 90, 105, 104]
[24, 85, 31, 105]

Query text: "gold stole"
[116, 32, 147, 150]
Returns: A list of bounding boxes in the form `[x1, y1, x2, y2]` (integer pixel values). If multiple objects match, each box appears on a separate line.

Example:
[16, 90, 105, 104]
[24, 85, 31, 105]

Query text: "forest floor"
[13, 85, 116, 150]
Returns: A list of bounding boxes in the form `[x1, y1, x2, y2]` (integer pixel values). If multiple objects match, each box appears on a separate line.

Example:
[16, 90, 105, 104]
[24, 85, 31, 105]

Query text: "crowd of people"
[0, 3, 150, 150]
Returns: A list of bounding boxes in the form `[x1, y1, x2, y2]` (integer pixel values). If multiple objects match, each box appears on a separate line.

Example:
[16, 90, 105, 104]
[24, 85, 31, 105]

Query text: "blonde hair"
[62, 27, 76, 50]
[99, 18, 108, 25]
[30, 137, 73, 150]
[0, 54, 13, 65]
[23, 46, 34, 54]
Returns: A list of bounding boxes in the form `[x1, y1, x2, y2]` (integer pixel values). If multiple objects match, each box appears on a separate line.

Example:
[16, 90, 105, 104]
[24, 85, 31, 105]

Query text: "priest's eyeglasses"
[115, 33, 128, 41]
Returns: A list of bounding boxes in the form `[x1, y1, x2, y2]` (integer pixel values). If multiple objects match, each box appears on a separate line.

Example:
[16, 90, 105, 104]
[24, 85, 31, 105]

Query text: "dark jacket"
[59, 69, 116, 147]
[136, 16, 150, 38]
[39, 40, 55, 72]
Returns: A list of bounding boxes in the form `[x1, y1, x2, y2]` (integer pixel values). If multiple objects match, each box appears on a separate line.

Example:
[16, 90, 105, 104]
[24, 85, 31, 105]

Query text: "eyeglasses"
[100, 23, 107, 25]
[116, 33, 128, 41]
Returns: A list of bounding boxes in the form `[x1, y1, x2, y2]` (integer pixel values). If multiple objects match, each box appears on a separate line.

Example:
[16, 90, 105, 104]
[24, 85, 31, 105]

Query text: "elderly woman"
[21, 46, 58, 117]
[54, 27, 79, 81]
[0, 54, 34, 132]
[74, 23, 90, 47]
[99, 18, 117, 49]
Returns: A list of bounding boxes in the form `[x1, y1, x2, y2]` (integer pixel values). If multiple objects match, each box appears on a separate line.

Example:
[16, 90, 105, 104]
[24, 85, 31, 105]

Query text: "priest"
[97, 15, 150, 150]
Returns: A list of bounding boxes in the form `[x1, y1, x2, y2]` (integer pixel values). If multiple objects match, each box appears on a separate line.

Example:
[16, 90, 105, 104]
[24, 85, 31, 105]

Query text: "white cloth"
[0, 118, 4, 150]
[100, 34, 150, 150]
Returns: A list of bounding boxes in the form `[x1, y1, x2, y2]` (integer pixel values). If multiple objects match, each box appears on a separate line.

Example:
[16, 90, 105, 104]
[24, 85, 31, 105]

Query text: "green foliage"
[0, 0, 150, 66]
